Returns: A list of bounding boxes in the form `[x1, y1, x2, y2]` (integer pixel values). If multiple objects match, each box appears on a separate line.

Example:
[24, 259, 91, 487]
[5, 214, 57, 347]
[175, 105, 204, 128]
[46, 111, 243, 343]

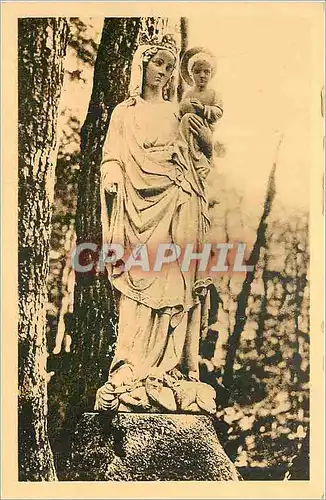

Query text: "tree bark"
[18, 17, 69, 481]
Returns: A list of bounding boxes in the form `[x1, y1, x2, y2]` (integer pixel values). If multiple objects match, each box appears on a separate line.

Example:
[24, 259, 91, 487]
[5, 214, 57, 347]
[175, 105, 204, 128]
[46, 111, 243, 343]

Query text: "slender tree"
[177, 17, 189, 102]
[222, 138, 283, 391]
[18, 18, 69, 480]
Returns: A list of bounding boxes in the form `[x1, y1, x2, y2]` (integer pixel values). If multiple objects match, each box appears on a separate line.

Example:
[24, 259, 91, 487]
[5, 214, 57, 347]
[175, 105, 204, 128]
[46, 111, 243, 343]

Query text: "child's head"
[191, 60, 212, 90]
[188, 52, 215, 90]
[181, 47, 216, 88]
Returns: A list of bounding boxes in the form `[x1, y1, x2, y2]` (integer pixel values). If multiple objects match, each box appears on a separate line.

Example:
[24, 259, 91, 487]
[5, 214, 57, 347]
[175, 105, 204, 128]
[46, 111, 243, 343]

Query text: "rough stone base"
[68, 412, 239, 481]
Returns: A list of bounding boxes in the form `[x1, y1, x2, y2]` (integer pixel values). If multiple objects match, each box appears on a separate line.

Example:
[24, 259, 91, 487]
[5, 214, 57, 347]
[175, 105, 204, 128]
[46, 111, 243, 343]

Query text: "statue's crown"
[138, 33, 178, 56]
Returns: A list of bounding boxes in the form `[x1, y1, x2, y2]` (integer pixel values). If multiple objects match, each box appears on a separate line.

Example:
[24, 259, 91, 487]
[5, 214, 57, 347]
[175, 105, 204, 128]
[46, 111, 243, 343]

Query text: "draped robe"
[100, 96, 214, 384]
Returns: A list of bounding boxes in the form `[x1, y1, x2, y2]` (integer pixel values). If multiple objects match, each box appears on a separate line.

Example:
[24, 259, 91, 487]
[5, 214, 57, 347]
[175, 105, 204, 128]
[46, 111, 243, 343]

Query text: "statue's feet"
[110, 363, 136, 388]
[94, 363, 139, 412]
[94, 365, 216, 415]
[94, 382, 119, 412]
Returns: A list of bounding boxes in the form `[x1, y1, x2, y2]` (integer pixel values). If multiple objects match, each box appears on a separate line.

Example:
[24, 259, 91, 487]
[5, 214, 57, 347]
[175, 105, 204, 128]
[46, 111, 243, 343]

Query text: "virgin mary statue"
[94, 34, 217, 414]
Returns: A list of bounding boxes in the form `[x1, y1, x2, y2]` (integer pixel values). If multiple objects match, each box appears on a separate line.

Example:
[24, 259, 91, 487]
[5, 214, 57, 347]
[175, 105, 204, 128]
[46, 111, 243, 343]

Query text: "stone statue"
[178, 46, 223, 163]
[95, 34, 218, 414]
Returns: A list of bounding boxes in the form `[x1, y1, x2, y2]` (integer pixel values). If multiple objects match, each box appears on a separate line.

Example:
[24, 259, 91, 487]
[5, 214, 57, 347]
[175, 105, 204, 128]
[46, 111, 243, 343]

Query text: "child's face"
[191, 60, 212, 90]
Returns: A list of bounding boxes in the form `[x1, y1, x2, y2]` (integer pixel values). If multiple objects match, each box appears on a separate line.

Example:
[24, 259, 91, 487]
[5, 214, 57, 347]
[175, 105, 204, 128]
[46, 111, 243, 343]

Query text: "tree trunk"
[71, 18, 141, 418]
[18, 17, 69, 481]
[177, 17, 189, 102]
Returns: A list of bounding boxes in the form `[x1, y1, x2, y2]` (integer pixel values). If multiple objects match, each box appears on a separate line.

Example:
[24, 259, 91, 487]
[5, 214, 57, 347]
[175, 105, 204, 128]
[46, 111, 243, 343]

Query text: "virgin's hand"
[101, 162, 123, 192]
[188, 115, 213, 158]
[105, 183, 118, 195]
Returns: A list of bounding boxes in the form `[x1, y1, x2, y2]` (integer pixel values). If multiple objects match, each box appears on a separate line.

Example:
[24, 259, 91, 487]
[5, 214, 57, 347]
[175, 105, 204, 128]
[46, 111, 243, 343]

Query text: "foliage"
[201, 190, 309, 473]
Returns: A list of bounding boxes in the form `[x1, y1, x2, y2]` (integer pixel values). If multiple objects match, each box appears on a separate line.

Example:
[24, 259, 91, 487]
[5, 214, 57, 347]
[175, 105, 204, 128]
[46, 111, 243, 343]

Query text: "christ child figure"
[179, 47, 223, 164]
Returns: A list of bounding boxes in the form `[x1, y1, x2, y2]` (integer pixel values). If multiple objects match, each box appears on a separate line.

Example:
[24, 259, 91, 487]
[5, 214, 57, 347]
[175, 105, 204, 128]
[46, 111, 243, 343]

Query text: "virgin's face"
[144, 49, 175, 90]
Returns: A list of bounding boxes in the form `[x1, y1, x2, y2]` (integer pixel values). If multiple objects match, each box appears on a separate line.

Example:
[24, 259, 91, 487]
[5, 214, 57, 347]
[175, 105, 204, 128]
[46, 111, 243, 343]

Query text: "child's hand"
[179, 98, 196, 116]
[190, 99, 205, 115]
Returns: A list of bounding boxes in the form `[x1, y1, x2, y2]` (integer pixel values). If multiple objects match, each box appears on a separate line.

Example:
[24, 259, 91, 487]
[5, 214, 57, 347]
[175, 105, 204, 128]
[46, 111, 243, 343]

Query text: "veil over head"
[128, 33, 179, 100]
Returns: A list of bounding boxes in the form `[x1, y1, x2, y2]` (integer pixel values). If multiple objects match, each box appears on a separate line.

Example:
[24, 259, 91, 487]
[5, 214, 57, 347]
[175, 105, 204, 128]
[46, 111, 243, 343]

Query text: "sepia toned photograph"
[1, 2, 324, 498]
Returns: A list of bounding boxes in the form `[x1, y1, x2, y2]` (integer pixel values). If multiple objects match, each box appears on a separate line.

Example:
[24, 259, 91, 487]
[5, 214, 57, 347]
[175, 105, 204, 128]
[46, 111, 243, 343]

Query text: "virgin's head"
[142, 48, 176, 96]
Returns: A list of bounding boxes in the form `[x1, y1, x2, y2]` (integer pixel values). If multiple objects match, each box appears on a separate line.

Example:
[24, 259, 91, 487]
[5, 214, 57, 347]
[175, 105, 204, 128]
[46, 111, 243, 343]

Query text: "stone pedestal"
[68, 412, 239, 481]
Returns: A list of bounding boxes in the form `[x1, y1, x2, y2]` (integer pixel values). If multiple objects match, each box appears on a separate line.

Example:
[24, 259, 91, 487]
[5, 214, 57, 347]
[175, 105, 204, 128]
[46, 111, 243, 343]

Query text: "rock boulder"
[68, 412, 239, 481]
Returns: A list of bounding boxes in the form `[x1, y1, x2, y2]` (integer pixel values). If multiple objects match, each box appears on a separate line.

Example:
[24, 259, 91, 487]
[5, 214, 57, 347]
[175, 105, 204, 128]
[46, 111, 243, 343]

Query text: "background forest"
[18, 15, 314, 482]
